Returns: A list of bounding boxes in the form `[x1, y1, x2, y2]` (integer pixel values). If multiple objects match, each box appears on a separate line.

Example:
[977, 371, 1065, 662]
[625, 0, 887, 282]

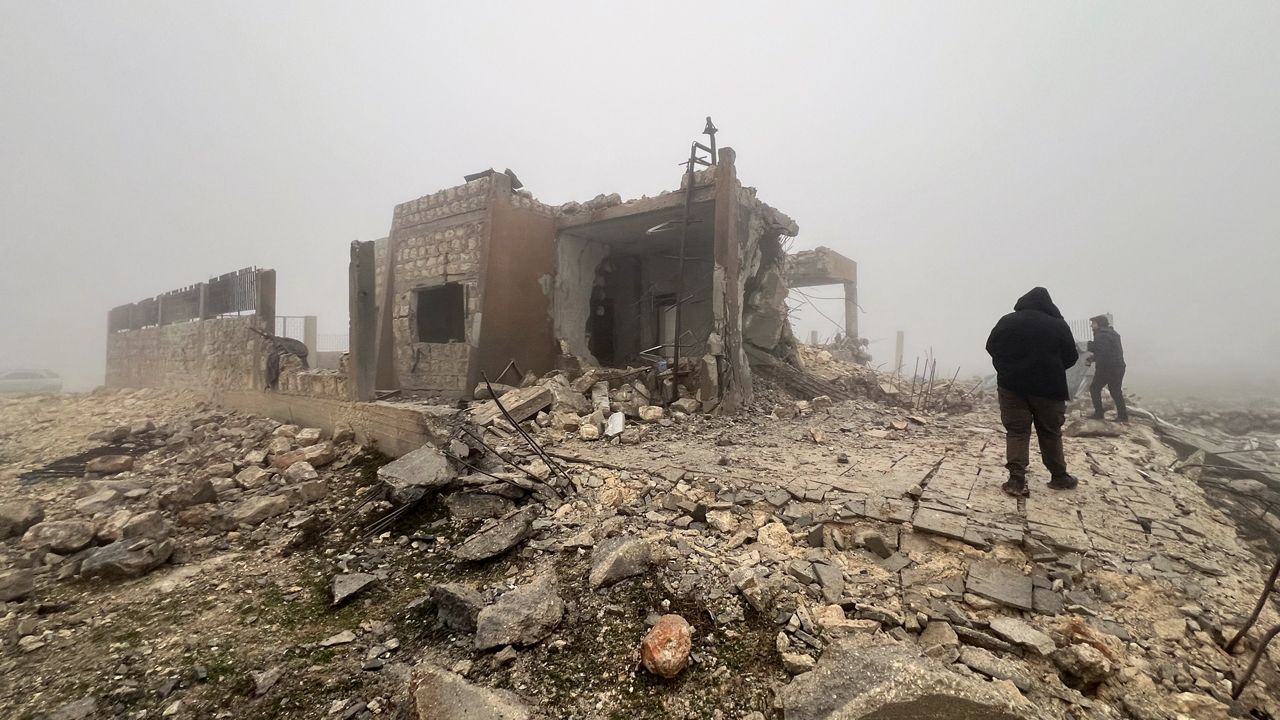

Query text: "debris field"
[2, 360, 1279, 720]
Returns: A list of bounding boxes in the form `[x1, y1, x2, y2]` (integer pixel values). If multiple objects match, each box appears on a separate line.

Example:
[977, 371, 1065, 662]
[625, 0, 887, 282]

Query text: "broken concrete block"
[912, 507, 968, 541]
[410, 664, 531, 720]
[671, 398, 701, 415]
[332, 573, 377, 606]
[474, 573, 564, 650]
[781, 640, 1037, 719]
[378, 445, 458, 504]
[604, 412, 625, 438]
[470, 386, 553, 427]
[638, 406, 665, 423]
[432, 582, 484, 632]
[589, 537, 652, 589]
[965, 560, 1034, 612]
[987, 616, 1056, 656]
[453, 507, 536, 562]
[918, 620, 960, 663]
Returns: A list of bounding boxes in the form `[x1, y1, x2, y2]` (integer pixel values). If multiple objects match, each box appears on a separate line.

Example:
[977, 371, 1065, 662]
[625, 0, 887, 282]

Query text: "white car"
[0, 369, 62, 396]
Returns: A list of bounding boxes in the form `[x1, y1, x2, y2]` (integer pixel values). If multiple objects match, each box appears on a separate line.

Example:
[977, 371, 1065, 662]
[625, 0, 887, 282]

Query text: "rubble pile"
[3, 386, 1280, 719]
[793, 345, 979, 413]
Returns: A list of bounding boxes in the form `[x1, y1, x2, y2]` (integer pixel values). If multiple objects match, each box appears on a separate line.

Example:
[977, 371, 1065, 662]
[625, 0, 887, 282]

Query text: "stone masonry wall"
[386, 176, 490, 396]
[105, 316, 267, 390]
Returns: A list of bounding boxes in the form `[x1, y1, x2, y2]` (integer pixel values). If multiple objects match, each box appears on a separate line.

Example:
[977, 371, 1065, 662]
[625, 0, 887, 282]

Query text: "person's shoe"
[1047, 474, 1079, 490]
[1091, 413, 1106, 420]
[1001, 479, 1030, 498]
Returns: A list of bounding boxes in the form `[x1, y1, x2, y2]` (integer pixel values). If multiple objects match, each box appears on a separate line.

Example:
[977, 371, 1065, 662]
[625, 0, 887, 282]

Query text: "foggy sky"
[2, 2, 1278, 398]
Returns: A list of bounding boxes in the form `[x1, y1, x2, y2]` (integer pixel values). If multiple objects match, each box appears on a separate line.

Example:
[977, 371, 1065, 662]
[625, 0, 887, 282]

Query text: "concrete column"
[255, 269, 276, 328]
[197, 283, 211, 320]
[349, 241, 378, 401]
[303, 315, 318, 361]
[842, 280, 858, 340]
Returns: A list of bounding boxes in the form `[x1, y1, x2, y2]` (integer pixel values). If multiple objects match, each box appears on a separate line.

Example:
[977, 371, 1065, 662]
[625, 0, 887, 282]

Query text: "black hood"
[1013, 287, 1063, 319]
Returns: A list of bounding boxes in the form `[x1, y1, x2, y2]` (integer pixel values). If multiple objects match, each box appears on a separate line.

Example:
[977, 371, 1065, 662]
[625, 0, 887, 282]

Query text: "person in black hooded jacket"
[1086, 315, 1128, 422]
[985, 287, 1080, 496]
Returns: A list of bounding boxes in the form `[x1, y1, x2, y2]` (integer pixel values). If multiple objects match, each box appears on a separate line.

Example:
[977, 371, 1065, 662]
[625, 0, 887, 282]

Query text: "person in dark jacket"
[1087, 315, 1127, 421]
[985, 287, 1080, 496]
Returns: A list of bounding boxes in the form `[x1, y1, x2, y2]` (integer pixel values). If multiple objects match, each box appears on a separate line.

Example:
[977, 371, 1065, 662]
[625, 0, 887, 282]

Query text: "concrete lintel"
[786, 246, 858, 287]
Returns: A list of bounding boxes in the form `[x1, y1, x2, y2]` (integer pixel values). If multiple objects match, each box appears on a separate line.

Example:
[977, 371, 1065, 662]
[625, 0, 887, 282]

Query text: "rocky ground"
[2, 369, 1279, 720]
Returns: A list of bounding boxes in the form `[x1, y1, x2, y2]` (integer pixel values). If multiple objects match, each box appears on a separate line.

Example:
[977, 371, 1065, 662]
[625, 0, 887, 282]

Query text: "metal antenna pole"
[668, 117, 718, 405]
[673, 146, 696, 399]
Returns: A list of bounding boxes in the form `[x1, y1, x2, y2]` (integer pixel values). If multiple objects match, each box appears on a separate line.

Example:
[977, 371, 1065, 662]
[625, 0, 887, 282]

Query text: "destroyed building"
[366, 148, 857, 414]
[104, 140, 861, 428]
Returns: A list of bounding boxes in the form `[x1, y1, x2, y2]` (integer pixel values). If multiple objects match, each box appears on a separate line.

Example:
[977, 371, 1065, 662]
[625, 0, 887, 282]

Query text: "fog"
[2, 2, 1278, 399]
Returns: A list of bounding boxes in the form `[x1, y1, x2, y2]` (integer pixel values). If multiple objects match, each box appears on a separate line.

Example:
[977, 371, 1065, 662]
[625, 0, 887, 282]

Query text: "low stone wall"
[214, 389, 454, 457]
[105, 316, 267, 390]
[277, 367, 351, 401]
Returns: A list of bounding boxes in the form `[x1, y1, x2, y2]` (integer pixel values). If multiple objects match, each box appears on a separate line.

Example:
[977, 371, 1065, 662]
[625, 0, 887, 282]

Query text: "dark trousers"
[1090, 365, 1128, 420]
[998, 387, 1069, 482]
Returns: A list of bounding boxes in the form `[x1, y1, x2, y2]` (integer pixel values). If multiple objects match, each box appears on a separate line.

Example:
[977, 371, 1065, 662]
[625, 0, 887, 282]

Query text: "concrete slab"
[913, 507, 968, 541]
[966, 560, 1034, 611]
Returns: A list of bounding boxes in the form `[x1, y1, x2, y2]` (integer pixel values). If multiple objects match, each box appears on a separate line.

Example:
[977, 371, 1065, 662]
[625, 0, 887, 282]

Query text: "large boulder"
[474, 574, 564, 650]
[378, 446, 458, 504]
[589, 537, 653, 589]
[409, 664, 530, 720]
[81, 538, 174, 580]
[0, 568, 34, 601]
[234, 466, 273, 490]
[158, 477, 219, 510]
[332, 573, 377, 606]
[0, 500, 44, 539]
[74, 489, 122, 516]
[86, 454, 133, 475]
[453, 507, 536, 562]
[272, 441, 338, 471]
[283, 461, 319, 483]
[227, 495, 290, 527]
[22, 520, 96, 554]
[121, 510, 170, 540]
[433, 583, 484, 632]
[780, 640, 1038, 720]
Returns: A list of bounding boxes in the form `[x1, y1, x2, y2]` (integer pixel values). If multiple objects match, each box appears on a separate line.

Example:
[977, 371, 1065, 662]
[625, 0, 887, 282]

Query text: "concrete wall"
[476, 185, 558, 384]
[105, 315, 267, 390]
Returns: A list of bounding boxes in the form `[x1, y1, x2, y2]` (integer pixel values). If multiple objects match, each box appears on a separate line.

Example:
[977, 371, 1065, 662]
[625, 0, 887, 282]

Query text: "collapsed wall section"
[712, 147, 801, 411]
